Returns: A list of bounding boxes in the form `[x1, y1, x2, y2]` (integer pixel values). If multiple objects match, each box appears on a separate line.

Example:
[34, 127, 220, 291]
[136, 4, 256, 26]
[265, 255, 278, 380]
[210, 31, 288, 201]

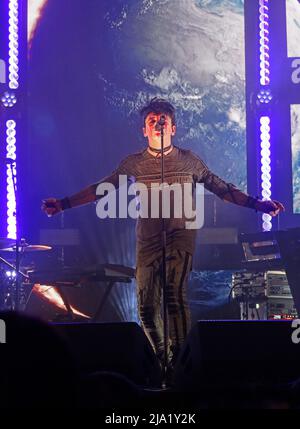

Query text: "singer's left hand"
[255, 199, 285, 216]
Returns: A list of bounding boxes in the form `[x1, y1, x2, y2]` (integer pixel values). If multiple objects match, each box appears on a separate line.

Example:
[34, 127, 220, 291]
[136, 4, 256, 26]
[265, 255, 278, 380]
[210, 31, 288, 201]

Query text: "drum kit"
[0, 237, 52, 313]
[0, 236, 135, 321]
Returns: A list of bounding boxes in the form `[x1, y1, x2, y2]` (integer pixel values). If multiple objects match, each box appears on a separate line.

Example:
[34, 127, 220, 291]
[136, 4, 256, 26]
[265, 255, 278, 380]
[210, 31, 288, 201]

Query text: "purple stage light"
[258, 0, 272, 231]
[4, 1, 19, 240]
[257, 88, 272, 104]
[1, 91, 17, 107]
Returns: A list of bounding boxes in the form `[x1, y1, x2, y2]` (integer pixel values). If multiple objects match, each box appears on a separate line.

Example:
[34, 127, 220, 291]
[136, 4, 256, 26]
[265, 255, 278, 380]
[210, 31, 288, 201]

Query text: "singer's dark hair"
[140, 97, 176, 126]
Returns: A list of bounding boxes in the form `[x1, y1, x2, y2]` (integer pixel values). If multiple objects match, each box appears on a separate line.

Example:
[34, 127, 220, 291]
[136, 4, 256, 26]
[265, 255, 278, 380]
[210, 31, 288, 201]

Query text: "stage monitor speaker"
[174, 320, 300, 391]
[54, 322, 161, 387]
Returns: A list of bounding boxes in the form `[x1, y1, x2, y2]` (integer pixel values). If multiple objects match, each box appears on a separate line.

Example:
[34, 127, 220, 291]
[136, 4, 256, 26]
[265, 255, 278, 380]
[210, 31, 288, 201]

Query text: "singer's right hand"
[41, 198, 62, 217]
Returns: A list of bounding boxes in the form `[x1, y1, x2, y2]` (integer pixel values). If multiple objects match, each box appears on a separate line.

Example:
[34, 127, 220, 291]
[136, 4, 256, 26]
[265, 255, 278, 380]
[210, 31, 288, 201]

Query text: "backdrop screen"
[291, 104, 300, 213]
[27, 0, 247, 189]
[286, 0, 300, 58]
[26, 0, 247, 320]
[286, 0, 300, 213]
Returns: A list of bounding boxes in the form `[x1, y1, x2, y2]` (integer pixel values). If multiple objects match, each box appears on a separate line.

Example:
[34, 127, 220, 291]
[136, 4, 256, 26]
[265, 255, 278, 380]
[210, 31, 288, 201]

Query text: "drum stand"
[0, 254, 29, 311]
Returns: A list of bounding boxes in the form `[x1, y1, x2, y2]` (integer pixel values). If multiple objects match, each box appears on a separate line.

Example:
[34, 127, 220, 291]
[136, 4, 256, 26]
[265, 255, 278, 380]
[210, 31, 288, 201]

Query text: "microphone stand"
[157, 116, 169, 382]
[0, 256, 29, 281]
[9, 161, 21, 310]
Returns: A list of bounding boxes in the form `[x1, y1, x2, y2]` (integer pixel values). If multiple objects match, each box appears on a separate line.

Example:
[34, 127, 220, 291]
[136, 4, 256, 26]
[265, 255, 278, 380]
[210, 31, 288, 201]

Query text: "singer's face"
[143, 113, 176, 147]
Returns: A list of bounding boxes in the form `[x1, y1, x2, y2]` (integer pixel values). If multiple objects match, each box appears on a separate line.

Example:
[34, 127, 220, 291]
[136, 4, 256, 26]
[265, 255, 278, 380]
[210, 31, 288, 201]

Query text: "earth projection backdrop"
[27, 0, 247, 321]
[287, 0, 300, 213]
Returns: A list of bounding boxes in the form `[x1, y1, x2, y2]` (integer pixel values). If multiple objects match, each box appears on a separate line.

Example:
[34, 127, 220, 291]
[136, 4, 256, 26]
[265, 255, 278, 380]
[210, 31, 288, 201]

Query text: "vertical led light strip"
[8, 0, 19, 89]
[260, 116, 272, 231]
[258, 0, 272, 231]
[6, 120, 17, 239]
[6, 0, 19, 239]
[259, 0, 270, 86]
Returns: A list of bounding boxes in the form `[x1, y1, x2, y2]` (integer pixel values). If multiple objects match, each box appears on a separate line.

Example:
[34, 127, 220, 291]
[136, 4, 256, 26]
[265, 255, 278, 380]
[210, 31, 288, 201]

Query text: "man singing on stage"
[42, 98, 284, 375]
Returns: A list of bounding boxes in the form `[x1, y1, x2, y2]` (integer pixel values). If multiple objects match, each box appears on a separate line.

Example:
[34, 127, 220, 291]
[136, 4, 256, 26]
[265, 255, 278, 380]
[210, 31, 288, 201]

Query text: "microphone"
[155, 115, 166, 131]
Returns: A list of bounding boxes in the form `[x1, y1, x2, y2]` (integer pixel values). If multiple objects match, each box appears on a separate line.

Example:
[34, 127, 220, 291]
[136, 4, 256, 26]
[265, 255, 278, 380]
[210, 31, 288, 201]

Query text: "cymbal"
[0, 238, 16, 249]
[0, 244, 52, 252]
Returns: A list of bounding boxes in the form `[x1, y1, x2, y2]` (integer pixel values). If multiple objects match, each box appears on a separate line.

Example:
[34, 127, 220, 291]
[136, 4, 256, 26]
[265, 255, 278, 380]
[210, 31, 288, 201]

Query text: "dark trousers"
[136, 249, 192, 365]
